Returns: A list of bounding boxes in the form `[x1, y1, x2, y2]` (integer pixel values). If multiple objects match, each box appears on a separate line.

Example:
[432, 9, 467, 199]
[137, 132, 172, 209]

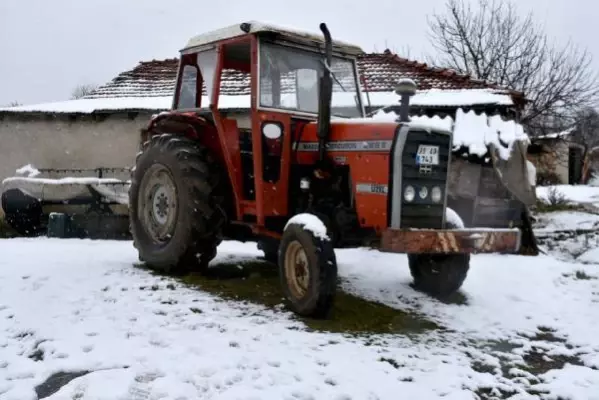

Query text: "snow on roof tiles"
[85, 51, 517, 100]
[0, 51, 522, 114]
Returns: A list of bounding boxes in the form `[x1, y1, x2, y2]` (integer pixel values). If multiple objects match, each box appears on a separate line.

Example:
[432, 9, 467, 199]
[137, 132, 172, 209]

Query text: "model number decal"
[356, 183, 388, 195]
[294, 140, 392, 152]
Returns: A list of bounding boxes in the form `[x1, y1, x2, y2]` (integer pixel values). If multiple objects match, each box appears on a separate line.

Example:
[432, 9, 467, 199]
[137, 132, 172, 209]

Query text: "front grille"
[399, 129, 451, 229]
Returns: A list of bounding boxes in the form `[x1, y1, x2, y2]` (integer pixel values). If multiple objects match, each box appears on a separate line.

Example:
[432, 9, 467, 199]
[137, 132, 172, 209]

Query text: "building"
[528, 128, 597, 185]
[0, 50, 532, 229]
[527, 129, 586, 185]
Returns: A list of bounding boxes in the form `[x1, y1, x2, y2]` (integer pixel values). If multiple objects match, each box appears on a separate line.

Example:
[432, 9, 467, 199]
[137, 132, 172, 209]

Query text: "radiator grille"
[399, 129, 451, 229]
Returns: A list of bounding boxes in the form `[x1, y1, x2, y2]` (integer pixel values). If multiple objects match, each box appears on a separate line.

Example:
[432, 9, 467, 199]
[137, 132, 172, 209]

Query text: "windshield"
[258, 41, 363, 118]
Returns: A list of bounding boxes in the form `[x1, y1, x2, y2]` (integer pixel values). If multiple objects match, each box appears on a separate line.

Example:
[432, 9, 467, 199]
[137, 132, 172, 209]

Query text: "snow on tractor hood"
[368, 107, 530, 160]
[366, 108, 536, 205]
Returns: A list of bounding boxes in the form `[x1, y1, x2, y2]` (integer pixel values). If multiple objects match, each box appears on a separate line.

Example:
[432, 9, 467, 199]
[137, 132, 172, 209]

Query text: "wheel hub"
[152, 187, 171, 224]
[284, 241, 310, 298]
[138, 164, 179, 242]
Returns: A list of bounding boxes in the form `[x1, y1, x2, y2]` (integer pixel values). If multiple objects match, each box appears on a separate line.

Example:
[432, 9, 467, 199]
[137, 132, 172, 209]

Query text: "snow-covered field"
[536, 185, 599, 207]
[1, 237, 598, 400]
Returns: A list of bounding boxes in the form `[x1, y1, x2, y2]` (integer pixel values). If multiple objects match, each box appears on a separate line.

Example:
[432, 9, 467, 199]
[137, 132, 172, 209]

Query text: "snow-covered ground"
[537, 185, 599, 207]
[533, 185, 599, 262]
[1, 238, 599, 400]
[534, 211, 599, 232]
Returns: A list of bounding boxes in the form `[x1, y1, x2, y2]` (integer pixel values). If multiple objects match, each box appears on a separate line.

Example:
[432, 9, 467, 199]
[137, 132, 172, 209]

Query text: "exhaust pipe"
[317, 22, 333, 162]
[395, 78, 417, 123]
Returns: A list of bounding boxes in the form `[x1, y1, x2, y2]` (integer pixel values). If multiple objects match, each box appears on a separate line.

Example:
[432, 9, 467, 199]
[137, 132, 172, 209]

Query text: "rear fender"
[142, 111, 211, 143]
[140, 112, 222, 161]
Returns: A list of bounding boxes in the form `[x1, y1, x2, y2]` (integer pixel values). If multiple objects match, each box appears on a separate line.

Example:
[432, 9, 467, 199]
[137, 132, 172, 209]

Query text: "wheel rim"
[138, 164, 179, 243]
[284, 240, 310, 299]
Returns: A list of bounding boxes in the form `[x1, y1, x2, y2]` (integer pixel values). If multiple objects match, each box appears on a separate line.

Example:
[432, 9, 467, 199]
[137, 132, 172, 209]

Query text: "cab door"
[250, 110, 292, 226]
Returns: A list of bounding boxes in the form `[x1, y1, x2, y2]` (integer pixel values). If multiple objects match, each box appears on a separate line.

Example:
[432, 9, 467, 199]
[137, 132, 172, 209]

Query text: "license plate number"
[416, 145, 439, 165]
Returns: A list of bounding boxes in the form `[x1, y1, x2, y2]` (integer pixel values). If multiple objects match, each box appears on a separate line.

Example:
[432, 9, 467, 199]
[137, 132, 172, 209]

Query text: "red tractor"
[129, 21, 529, 318]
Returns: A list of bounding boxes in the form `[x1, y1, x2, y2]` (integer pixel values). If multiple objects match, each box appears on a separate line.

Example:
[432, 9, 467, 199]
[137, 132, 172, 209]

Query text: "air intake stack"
[395, 78, 418, 123]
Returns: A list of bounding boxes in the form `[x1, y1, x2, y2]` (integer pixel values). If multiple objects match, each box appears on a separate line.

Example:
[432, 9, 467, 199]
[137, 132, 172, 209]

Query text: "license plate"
[416, 145, 439, 165]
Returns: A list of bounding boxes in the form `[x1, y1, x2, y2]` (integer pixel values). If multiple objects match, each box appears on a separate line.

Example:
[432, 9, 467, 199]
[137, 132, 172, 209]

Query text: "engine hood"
[296, 120, 402, 153]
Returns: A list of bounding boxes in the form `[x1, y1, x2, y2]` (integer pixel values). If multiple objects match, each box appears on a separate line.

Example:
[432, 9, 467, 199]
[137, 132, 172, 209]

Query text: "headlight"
[404, 185, 415, 202]
[419, 186, 428, 199]
[431, 186, 442, 203]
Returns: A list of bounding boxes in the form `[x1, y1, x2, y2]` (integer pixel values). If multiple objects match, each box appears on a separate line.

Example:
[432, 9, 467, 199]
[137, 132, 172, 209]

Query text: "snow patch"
[395, 78, 417, 91]
[488, 114, 528, 145]
[537, 185, 599, 205]
[0, 96, 246, 114]
[1, 239, 599, 398]
[453, 109, 528, 160]
[533, 211, 599, 232]
[370, 108, 527, 160]
[0, 88, 515, 116]
[285, 213, 329, 240]
[535, 128, 575, 140]
[445, 207, 465, 229]
[368, 109, 400, 122]
[526, 160, 537, 187]
[368, 109, 454, 132]
[397, 88, 513, 107]
[184, 20, 363, 54]
[408, 114, 454, 133]
[15, 164, 40, 178]
[1, 176, 130, 205]
[577, 247, 599, 264]
[532, 364, 599, 400]
[2, 177, 124, 186]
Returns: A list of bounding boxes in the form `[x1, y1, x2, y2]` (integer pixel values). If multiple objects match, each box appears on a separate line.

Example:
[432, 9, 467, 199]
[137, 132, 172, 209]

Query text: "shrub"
[536, 171, 561, 186]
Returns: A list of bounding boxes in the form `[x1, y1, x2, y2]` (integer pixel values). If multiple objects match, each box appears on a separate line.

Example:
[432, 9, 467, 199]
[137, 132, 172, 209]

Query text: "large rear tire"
[278, 215, 337, 318]
[129, 134, 226, 274]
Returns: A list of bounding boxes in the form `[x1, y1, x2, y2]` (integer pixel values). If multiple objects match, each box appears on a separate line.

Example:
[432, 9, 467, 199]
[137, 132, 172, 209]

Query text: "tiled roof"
[359, 51, 504, 92]
[85, 50, 522, 102]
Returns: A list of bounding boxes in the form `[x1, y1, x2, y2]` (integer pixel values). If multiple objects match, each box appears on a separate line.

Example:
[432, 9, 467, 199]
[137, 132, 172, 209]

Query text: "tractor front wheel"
[407, 216, 470, 298]
[278, 215, 337, 318]
[407, 253, 470, 298]
[129, 134, 226, 274]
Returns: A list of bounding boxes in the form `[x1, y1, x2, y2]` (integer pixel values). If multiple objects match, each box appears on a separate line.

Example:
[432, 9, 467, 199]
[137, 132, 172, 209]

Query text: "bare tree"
[427, 0, 599, 136]
[3, 101, 21, 107]
[71, 83, 98, 99]
[572, 107, 599, 155]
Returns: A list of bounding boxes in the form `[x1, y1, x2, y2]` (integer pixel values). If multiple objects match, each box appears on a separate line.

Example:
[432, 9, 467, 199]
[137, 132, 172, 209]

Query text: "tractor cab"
[163, 22, 368, 228]
[173, 21, 365, 119]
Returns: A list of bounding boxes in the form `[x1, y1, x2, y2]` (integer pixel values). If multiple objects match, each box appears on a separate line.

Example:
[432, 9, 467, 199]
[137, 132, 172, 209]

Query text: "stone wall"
[0, 112, 152, 216]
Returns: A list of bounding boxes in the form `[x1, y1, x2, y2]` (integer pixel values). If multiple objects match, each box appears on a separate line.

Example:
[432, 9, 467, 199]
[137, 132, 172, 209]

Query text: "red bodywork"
[142, 33, 522, 254]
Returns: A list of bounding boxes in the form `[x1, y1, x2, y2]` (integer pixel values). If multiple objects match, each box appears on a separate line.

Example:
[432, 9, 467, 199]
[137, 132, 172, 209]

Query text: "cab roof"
[183, 21, 365, 56]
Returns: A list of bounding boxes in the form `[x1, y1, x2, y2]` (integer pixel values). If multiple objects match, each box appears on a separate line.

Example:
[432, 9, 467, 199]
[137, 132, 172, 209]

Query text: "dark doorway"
[568, 146, 584, 184]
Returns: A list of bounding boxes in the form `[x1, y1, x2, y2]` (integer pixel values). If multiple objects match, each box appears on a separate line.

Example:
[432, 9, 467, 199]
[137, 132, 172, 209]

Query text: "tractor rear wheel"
[129, 134, 226, 274]
[278, 215, 337, 318]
